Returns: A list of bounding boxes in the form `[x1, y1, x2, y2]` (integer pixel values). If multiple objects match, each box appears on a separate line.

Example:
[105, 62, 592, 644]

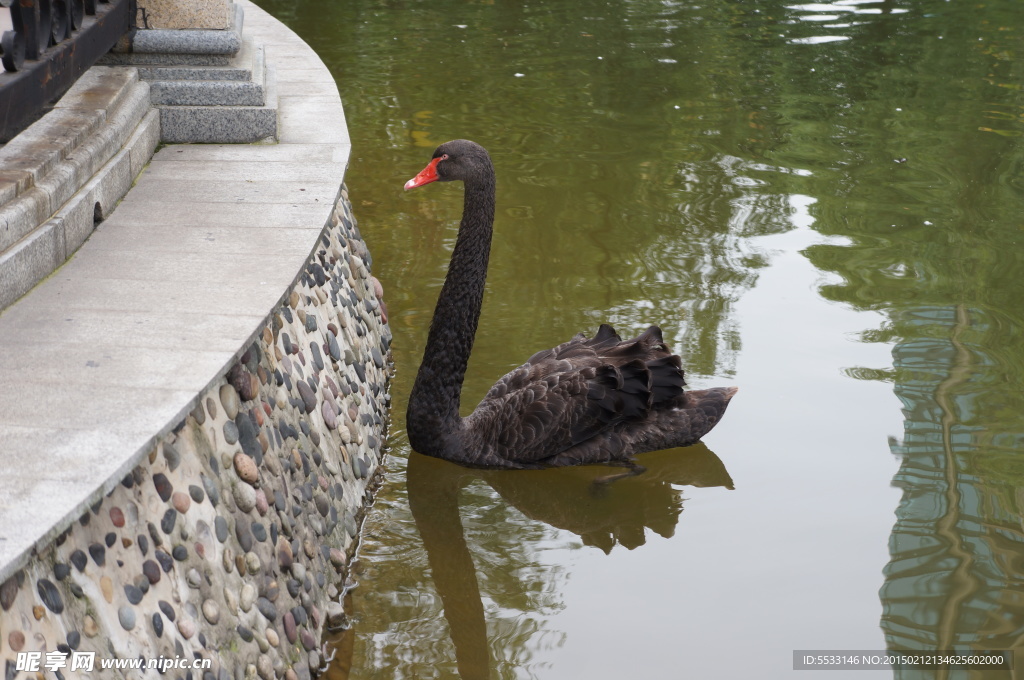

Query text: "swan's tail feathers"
[636, 325, 665, 347]
[684, 386, 739, 441]
[594, 324, 620, 343]
[649, 354, 687, 403]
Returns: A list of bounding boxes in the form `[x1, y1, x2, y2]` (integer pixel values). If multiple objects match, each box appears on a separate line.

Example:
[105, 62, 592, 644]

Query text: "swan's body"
[404, 140, 736, 470]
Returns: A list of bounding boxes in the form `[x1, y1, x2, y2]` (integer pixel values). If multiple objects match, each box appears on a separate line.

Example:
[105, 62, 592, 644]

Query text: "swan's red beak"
[404, 157, 442, 190]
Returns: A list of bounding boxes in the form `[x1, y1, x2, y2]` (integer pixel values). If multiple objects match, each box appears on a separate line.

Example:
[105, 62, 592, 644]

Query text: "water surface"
[253, 0, 1024, 677]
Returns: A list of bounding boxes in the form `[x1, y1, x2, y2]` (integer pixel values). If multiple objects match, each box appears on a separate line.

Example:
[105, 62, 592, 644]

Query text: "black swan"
[404, 139, 737, 470]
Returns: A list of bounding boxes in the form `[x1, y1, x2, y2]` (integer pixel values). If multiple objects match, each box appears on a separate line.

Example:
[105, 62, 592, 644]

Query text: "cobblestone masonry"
[0, 186, 392, 679]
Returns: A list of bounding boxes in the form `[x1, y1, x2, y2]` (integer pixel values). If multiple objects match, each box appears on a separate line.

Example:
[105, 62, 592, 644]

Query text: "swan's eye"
[440, 154, 450, 161]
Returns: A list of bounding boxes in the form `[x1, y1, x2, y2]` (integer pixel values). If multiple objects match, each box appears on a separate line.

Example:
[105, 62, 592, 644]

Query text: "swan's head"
[404, 140, 493, 190]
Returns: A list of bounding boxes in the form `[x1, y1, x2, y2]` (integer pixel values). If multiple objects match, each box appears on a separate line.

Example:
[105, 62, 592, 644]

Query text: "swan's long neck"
[407, 172, 495, 456]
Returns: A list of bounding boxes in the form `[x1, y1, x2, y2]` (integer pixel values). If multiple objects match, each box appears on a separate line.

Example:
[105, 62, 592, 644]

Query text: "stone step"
[136, 36, 262, 83]
[0, 69, 158, 310]
[100, 3, 245, 67]
[156, 64, 278, 144]
[145, 39, 267, 107]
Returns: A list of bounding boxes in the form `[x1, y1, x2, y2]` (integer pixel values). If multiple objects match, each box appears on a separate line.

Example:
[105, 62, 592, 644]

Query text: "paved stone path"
[0, 0, 351, 579]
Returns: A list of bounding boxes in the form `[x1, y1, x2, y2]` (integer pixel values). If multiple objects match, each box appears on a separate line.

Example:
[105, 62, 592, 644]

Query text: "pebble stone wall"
[0, 186, 392, 679]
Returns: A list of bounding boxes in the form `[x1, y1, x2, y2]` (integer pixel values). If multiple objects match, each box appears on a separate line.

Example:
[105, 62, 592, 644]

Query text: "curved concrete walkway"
[0, 0, 350, 582]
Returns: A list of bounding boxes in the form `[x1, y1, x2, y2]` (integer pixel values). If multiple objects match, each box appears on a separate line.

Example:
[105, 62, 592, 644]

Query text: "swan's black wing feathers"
[465, 325, 690, 466]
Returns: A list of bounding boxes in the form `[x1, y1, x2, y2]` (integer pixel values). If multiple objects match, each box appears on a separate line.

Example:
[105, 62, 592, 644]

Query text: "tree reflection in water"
[405, 446, 733, 679]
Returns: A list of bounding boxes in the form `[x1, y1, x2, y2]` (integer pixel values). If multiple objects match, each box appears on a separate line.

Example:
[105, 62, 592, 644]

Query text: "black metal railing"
[0, 0, 133, 142]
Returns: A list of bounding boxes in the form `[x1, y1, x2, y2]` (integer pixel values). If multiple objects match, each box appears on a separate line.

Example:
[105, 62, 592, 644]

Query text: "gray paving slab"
[0, 344, 236, 391]
[141, 159, 345, 184]
[0, 425, 152, 485]
[16, 272, 291, 315]
[123, 176, 341, 205]
[84, 223, 326, 256]
[151, 142, 344, 163]
[0, 381, 196, 431]
[276, 80, 342, 99]
[0, 307, 264, 351]
[99, 198, 333, 229]
[273, 68, 338, 84]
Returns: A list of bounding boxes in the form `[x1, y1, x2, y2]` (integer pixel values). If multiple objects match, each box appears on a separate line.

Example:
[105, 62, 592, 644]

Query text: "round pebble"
[329, 548, 346, 570]
[300, 629, 317, 651]
[177, 617, 196, 639]
[321, 401, 337, 430]
[251, 522, 267, 542]
[172, 491, 191, 514]
[223, 420, 240, 445]
[240, 584, 257, 612]
[257, 654, 274, 680]
[124, 584, 144, 605]
[189, 484, 205, 504]
[100, 576, 113, 603]
[255, 488, 269, 515]
[215, 516, 228, 543]
[36, 578, 63, 613]
[297, 381, 316, 414]
[154, 550, 173, 572]
[69, 550, 87, 573]
[233, 482, 257, 513]
[314, 494, 329, 517]
[220, 384, 240, 420]
[88, 543, 106, 566]
[256, 596, 278, 621]
[265, 628, 279, 647]
[234, 453, 258, 485]
[161, 508, 177, 535]
[83, 615, 99, 637]
[143, 560, 161, 584]
[202, 599, 220, 625]
[163, 442, 182, 471]
[118, 605, 136, 631]
[158, 600, 176, 621]
[235, 522, 253, 552]
[278, 540, 293, 570]
[53, 562, 70, 581]
[283, 611, 297, 643]
[152, 474, 172, 502]
[109, 507, 125, 527]
[152, 612, 164, 637]
[172, 545, 188, 561]
[202, 474, 220, 507]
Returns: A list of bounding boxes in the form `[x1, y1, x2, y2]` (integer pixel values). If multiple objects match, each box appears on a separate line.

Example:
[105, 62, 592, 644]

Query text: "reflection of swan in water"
[406, 443, 734, 678]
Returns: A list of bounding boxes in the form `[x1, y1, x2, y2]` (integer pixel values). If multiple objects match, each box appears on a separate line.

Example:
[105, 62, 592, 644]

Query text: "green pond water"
[254, 0, 1024, 677]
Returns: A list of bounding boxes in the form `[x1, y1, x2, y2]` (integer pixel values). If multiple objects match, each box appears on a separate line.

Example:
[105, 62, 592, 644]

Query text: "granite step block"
[149, 79, 265, 107]
[158, 66, 277, 143]
[137, 38, 261, 83]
